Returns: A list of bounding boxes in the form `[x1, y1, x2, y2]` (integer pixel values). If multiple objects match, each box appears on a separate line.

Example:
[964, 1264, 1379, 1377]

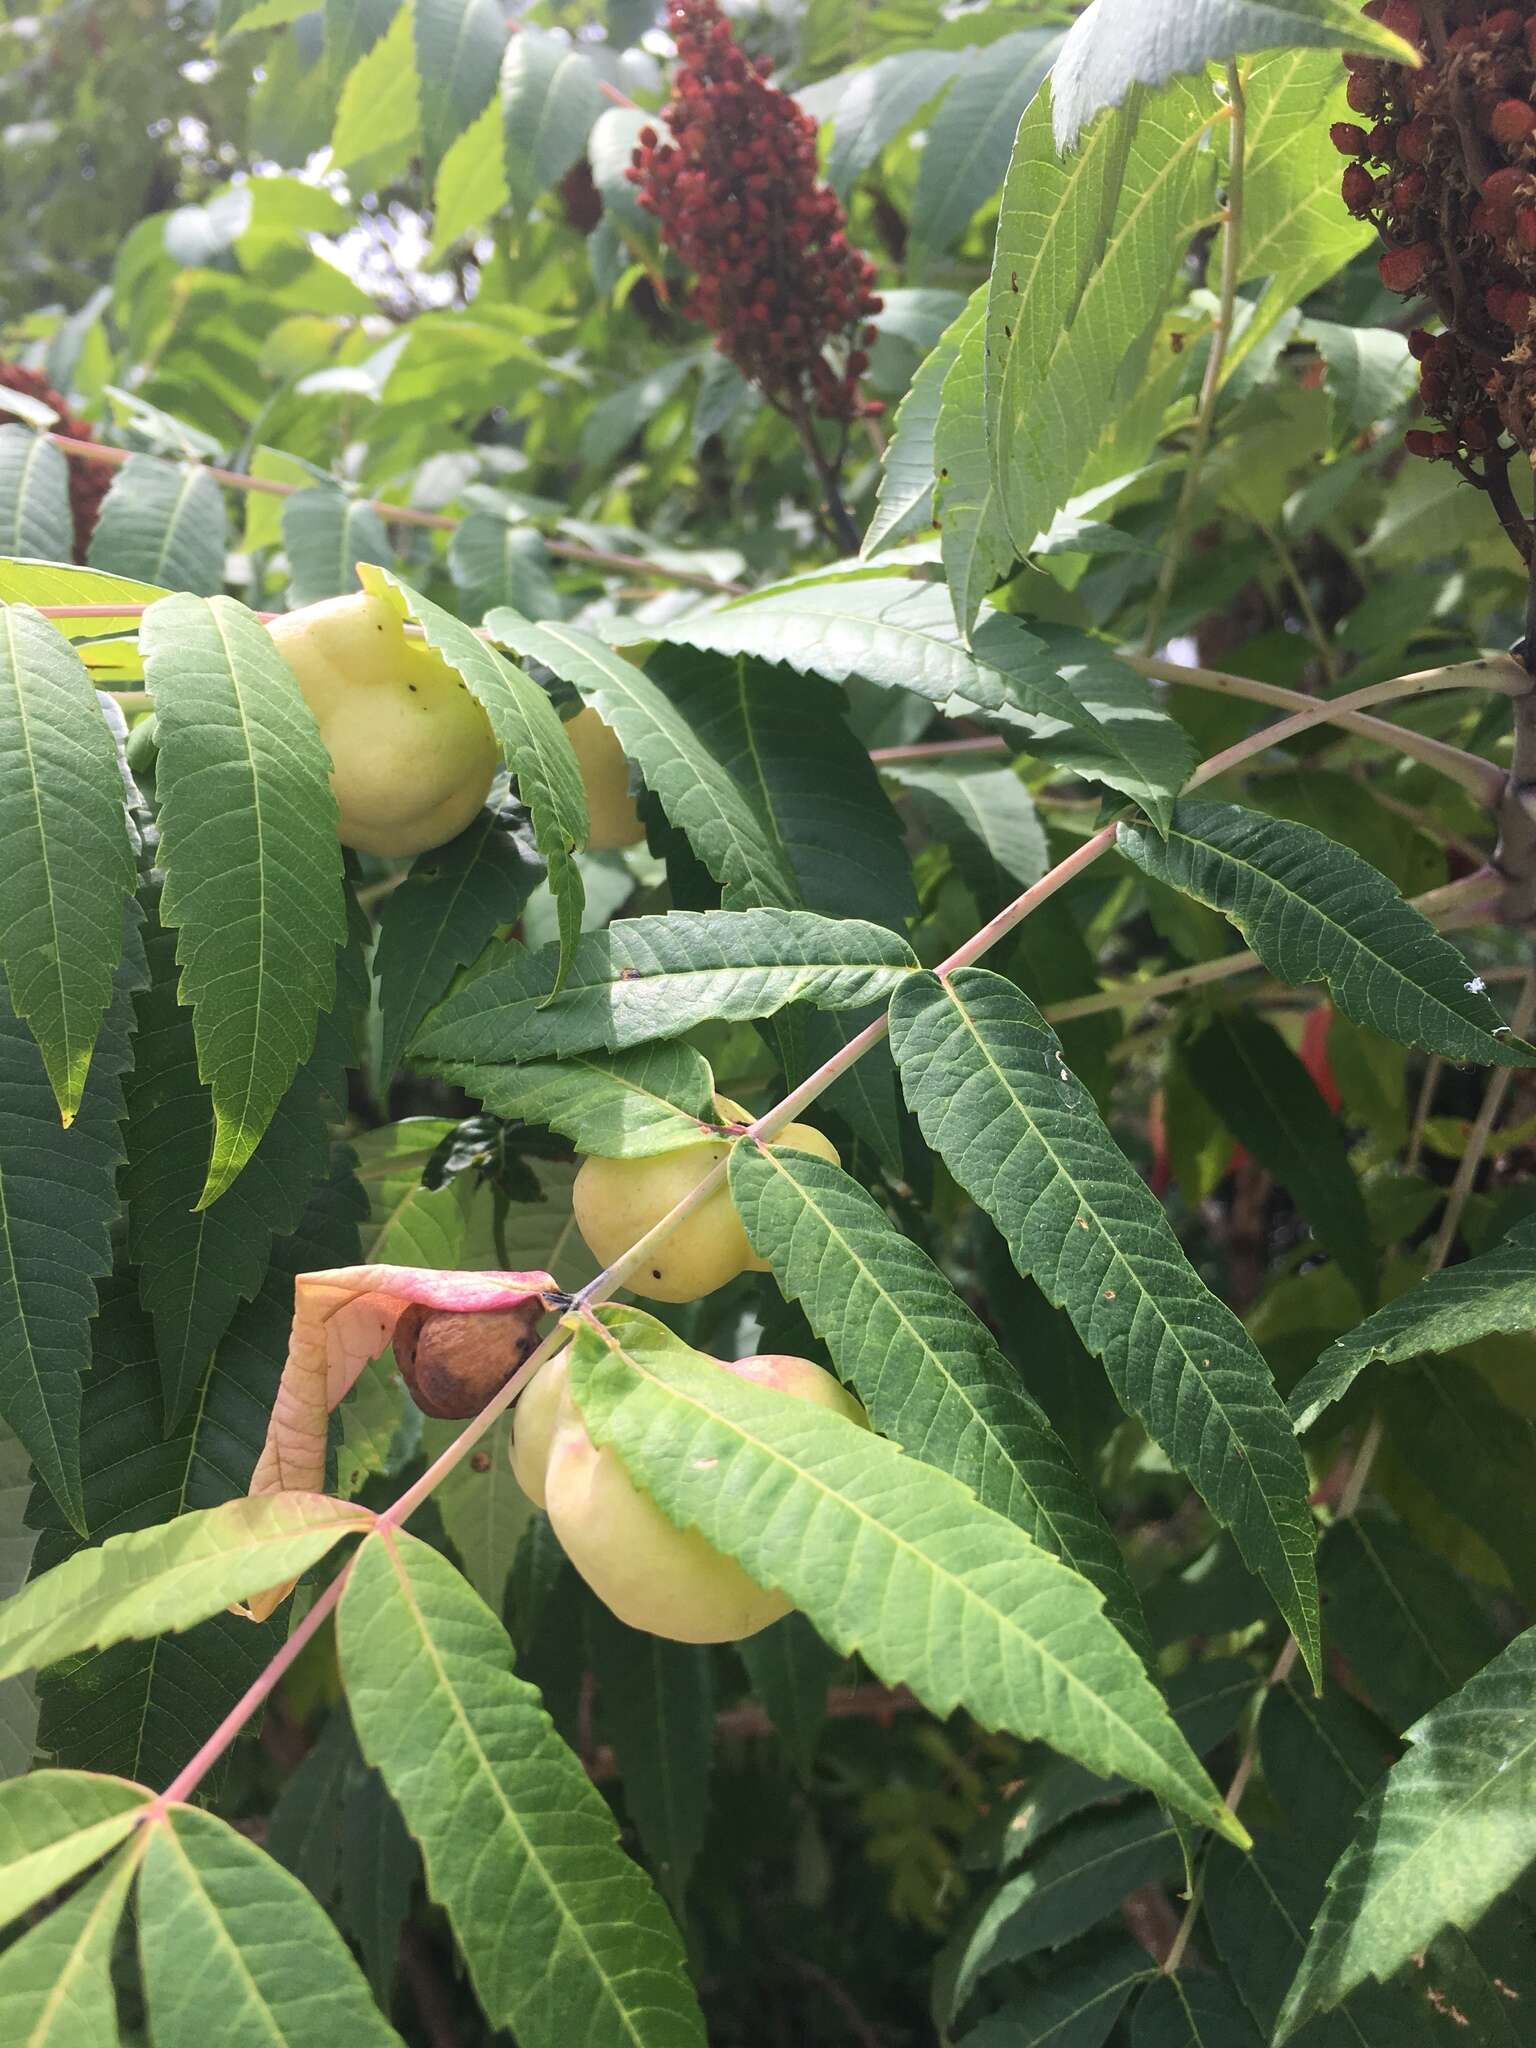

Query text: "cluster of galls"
[0, 361, 109, 560]
[627, 0, 883, 423]
[1331, 1, 1536, 466]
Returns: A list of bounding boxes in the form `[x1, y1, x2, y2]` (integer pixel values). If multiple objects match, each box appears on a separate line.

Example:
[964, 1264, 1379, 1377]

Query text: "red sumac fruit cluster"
[628, 0, 883, 423]
[0, 360, 110, 559]
[1334, 2, 1536, 461]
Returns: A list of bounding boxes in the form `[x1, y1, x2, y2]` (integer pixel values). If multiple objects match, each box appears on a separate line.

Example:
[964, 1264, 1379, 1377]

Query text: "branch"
[869, 736, 1007, 766]
[1132, 650, 1519, 805]
[43, 434, 745, 595]
[1140, 60, 1247, 655]
[1493, 675, 1536, 924]
[1040, 873, 1495, 1025]
[1426, 968, 1536, 1269]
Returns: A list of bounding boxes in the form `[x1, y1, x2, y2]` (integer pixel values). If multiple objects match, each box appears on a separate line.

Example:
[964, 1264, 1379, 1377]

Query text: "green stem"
[1141, 60, 1247, 655]
[44, 435, 744, 595]
[1258, 518, 1338, 683]
[1426, 967, 1536, 1268]
[1136, 651, 1518, 805]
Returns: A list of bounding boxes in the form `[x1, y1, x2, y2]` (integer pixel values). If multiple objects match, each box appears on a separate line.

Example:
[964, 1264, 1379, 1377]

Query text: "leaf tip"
[1217, 1807, 1252, 1853]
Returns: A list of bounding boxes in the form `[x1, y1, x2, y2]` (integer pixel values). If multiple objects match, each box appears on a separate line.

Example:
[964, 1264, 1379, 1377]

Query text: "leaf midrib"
[3, 608, 77, 1106]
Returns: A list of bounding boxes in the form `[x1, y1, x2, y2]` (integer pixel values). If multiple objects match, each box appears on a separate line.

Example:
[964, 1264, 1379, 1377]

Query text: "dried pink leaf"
[239, 1264, 557, 1622]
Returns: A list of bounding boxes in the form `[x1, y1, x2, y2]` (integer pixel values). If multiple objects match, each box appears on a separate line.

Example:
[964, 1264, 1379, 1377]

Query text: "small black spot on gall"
[652, 1269, 662, 1280]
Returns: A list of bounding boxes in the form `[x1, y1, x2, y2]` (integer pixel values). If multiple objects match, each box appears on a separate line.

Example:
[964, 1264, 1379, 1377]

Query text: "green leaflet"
[1290, 1218, 1536, 1431]
[883, 758, 1049, 904]
[364, 568, 587, 992]
[1383, 1365, 1536, 1608]
[143, 592, 347, 1206]
[888, 968, 1320, 1681]
[637, 576, 1192, 829]
[413, 0, 504, 178]
[500, 24, 604, 213]
[934, 289, 1010, 634]
[937, 1805, 1178, 2022]
[0, 908, 142, 1531]
[1131, 1970, 1266, 2047]
[823, 49, 960, 200]
[911, 30, 1063, 264]
[89, 454, 227, 595]
[27, 1172, 365, 1784]
[0, 1770, 149, 1929]
[448, 508, 559, 619]
[0, 430, 72, 563]
[985, 79, 1215, 566]
[423, 1413, 533, 1615]
[324, 0, 400, 83]
[568, 1307, 1244, 1842]
[337, 1529, 706, 2048]
[1319, 1512, 1501, 1736]
[373, 802, 544, 1079]
[0, 605, 135, 1121]
[483, 613, 799, 908]
[0, 1427, 38, 1779]
[0, 1494, 369, 1682]
[982, 1660, 1259, 1873]
[432, 1042, 719, 1159]
[1208, 1676, 1488, 2044]
[586, 1606, 713, 1919]
[411, 908, 918, 1066]
[123, 885, 365, 1430]
[280, 486, 395, 607]
[729, 1143, 1146, 1649]
[954, 1936, 1151, 2048]
[339, 1759, 419, 2003]
[644, 643, 916, 928]
[1182, 1010, 1375, 1305]
[636, 641, 913, 1157]
[1276, 1626, 1536, 2040]
[0, 1841, 141, 2044]
[865, 289, 975, 557]
[1049, 0, 1416, 150]
[1118, 801, 1536, 1068]
[1226, 48, 1376, 369]
[0, 559, 167, 637]
[736, 1614, 844, 1780]
[331, 4, 418, 182]
[138, 1807, 404, 2048]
